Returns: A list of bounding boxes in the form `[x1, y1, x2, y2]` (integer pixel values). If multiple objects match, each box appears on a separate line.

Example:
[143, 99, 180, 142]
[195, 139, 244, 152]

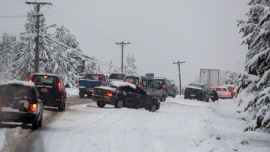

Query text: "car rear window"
[109, 73, 125, 80]
[0, 84, 35, 99]
[34, 75, 57, 85]
[188, 83, 203, 89]
[124, 77, 139, 86]
[216, 88, 227, 91]
[85, 74, 105, 81]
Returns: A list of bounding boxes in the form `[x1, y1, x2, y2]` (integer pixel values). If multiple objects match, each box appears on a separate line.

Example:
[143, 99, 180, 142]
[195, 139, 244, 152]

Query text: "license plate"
[190, 94, 195, 97]
[5, 114, 18, 119]
[40, 88, 48, 92]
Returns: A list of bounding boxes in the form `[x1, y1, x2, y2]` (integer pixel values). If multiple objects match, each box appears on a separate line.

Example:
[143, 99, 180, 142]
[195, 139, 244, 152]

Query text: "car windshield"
[124, 77, 139, 86]
[0, 84, 34, 99]
[34, 75, 57, 85]
[109, 73, 125, 80]
[188, 83, 203, 89]
[85, 74, 105, 81]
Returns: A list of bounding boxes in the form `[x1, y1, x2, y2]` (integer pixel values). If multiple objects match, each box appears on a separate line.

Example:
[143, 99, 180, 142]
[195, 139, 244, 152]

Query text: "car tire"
[184, 96, 187, 99]
[32, 117, 39, 130]
[172, 92, 176, 98]
[166, 91, 169, 97]
[160, 96, 166, 102]
[115, 100, 124, 108]
[58, 100, 66, 111]
[97, 102, 106, 108]
[38, 115, 43, 127]
[79, 94, 84, 98]
[149, 104, 157, 112]
[87, 93, 91, 98]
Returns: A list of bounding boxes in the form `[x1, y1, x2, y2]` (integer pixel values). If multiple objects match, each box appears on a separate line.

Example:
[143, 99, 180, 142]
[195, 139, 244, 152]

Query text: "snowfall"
[0, 88, 270, 152]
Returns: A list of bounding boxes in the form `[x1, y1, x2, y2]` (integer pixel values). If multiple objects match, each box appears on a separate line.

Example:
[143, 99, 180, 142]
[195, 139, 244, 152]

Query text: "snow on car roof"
[111, 81, 136, 89]
[96, 86, 116, 91]
[0, 80, 35, 87]
[33, 73, 60, 77]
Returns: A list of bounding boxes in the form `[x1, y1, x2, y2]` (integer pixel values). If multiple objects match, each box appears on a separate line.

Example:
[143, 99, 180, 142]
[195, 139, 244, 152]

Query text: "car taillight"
[77, 83, 80, 87]
[29, 75, 34, 83]
[198, 90, 203, 93]
[56, 98, 61, 102]
[185, 88, 190, 91]
[92, 89, 95, 94]
[29, 104, 37, 112]
[107, 91, 113, 97]
[162, 85, 167, 89]
[57, 77, 63, 92]
[100, 83, 103, 86]
[139, 82, 143, 88]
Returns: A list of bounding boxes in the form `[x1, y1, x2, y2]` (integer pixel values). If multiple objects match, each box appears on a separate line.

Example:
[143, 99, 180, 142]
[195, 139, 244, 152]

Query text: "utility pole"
[25, 2, 52, 73]
[173, 61, 185, 95]
[116, 41, 130, 72]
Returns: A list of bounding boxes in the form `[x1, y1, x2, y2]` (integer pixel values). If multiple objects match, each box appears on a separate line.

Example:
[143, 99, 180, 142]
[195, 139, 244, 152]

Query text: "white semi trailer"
[199, 69, 226, 90]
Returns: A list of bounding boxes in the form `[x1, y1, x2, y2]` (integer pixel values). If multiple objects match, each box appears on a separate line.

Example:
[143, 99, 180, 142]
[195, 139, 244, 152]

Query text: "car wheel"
[97, 102, 106, 108]
[38, 115, 43, 127]
[160, 96, 166, 102]
[172, 92, 176, 98]
[184, 96, 187, 99]
[149, 104, 157, 112]
[115, 100, 124, 108]
[79, 94, 84, 98]
[32, 117, 39, 130]
[87, 93, 91, 98]
[166, 91, 169, 97]
[58, 100, 65, 111]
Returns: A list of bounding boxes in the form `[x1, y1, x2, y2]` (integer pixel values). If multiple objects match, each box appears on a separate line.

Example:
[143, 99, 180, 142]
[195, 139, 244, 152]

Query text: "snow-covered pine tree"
[124, 54, 137, 75]
[237, 0, 270, 132]
[84, 56, 103, 74]
[0, 33, 16, 81]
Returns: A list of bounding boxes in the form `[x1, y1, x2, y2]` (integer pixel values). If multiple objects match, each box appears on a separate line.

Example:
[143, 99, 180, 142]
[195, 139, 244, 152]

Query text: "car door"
[152, 79, 164, 99]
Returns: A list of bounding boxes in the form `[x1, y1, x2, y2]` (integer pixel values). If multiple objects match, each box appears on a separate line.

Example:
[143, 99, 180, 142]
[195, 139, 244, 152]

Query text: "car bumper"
[0, 111, 38, 123]
[184, 93, 203, 100]
[92, 94, 117, 105]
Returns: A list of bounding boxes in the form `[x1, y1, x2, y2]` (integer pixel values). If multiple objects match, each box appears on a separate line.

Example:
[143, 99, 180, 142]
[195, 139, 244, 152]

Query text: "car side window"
[148, 79, 153, 88]
[142, 79, 148, 87]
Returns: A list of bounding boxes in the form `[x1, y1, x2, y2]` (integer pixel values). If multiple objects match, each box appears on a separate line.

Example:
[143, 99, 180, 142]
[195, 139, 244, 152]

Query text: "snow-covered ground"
[0, 88, 270, 152]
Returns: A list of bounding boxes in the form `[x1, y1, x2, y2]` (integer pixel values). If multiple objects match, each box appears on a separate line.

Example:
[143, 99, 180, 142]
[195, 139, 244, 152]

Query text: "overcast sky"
[0, 0, 250, 86]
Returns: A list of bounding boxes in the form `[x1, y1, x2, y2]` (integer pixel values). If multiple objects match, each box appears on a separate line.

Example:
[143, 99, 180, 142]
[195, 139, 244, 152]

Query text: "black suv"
[0, 81, 44, 130]
[184, 83, 210, 102]
[29, 73, 67, 111]
[154, 77, 178, 98]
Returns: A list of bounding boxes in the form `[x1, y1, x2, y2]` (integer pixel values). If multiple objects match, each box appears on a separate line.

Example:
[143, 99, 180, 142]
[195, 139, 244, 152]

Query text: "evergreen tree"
[124, 54, 137, 75]
[237, 0, 270, 132]
[0, 33, 16, 81]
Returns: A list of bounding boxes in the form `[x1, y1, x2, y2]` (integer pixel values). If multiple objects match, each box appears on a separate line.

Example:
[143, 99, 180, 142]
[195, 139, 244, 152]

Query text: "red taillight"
[139, 82, 143, 88]
[29, 76, 34, 83]
[100, 83, 103, 86]
[29, 104, 37, 112]
[57, 77, 62, 92]
[56, 98, 61, 102]
[162, 85, 167, 89]
[107, 91, 113, 97]
[185, 88, 190, 91]
[77, 83, 80, 87]
[92, 89, 95, 94]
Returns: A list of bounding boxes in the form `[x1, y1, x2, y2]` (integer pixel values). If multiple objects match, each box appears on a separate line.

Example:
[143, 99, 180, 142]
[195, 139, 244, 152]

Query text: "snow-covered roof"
[186, 86, 203, 90]
[111, 81, 136, 89]
[33, 73, 60, 77]
[0, 80, 35, 87]
[95, 86, 116, 91]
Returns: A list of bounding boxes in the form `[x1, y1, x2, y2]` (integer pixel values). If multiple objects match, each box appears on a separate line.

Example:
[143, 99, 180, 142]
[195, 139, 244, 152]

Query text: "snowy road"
[2, 95, 270, 152]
